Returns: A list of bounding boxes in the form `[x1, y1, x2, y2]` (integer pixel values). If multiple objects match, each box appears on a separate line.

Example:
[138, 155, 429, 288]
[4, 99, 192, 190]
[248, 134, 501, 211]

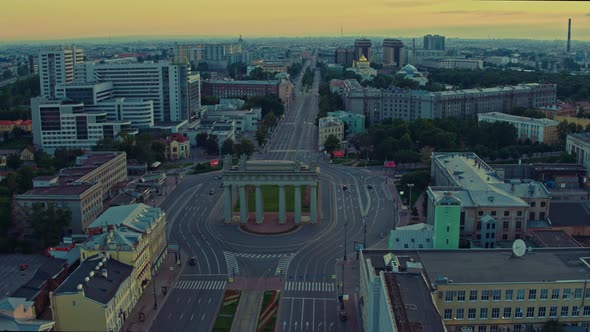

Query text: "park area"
[212, 290, 242, 332]
[233, 185, 311, 212]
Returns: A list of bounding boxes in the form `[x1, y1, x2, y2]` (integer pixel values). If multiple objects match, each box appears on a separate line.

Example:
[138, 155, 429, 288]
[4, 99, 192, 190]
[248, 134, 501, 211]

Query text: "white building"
[39, 48, 84, 98]
[31, 97, 136, 153]
[74, 60, 193, 122]
[478, 112, 559, 145]
[396, 64, 428, 86]
[203, 106, 261, 132]
[318, 116, 344, 151]
[566, 133, 590, 174]
[420, 58, 483, 70]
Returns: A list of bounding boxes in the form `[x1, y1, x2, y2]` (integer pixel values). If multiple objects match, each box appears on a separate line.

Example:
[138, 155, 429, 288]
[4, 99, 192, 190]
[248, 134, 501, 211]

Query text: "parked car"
[367, 184, 373, 190]
[209, 189, 214, 195]
[19, 264, 29, 271]
[189, 257, 196, 266]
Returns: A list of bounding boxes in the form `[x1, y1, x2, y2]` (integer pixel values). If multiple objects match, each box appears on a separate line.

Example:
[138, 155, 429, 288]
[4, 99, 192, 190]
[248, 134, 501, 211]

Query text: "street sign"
[210, 159, 219, 167]
[332, 150, 345, 158]
[343, 294, 349, 301]
[384, 161, 396, 168]
[353, 241, 364, 252]
[229, 277, 234, 283]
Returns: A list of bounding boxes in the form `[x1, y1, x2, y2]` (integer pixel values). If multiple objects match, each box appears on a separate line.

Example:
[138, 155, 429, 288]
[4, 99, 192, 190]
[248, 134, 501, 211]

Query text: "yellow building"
[318, 116, 344, 151]
[361, 248, 590, 332]
[50, 255, 138, 332]
[162, 134, 191, 160]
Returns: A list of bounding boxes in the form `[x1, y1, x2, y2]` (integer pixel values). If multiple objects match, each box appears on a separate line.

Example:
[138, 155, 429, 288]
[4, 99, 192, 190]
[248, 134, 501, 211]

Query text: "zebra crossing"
[285, 282, 335, 292]
[223, 252, 240, 276]
[233, 253, 289, 259]
[175, 279, 227, 290]
[276, 254, 295, 276]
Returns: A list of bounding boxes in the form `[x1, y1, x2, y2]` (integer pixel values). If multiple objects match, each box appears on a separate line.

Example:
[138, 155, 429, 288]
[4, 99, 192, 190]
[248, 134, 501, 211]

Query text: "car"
[342, 185, 348, 191]
[209, 189, 214, 195]
[367, 184, 373, 190]
[219, 182, 224, 188]
[19, 264, 29, 271]
[189, 257, 196, 266]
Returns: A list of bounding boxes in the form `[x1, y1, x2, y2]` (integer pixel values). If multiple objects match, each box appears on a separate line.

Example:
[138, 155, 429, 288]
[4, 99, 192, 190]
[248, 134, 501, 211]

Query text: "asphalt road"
[151, 52, 401, 332]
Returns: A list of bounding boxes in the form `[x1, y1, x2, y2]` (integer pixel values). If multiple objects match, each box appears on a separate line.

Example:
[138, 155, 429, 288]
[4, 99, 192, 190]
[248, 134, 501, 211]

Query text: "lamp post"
[363, 214, 367, 248]
[343, 222, 348, 261]
[407, 183, 415, 211]
[152, 265, 157, 310]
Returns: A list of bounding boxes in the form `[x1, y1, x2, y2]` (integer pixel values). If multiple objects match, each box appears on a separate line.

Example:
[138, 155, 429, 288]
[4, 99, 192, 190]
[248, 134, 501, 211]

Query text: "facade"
[343, 83, 557, 124]
[566, 133, 590, 175]
[161, 133, 190, 160]
[31, 97, 135, 153]
[202, 79, 293, 106]
[411, 49, 446, 66]
[432, 192, 462, 249]
[74, 60, 192, 122]
[318, 116, 344, 151]
[87, 203, 168, 272]
[39, 48, 84, 98]
[478, 112, 560, 145]
[423, 34, 446, 51]
[354, 39, 372, 62]
[346, 55, 377, 81]
[387, 223, 434, 249]
[326, 111, 365, 135]
[382, 39, 404, 68]
[421, 58, 484, 70]
[428, 152, 551, 246]
[361, 248, 590, 332]
[203, 106, 261, 132]
[335, 47, 355, 67]
[50, 255, 138, 332]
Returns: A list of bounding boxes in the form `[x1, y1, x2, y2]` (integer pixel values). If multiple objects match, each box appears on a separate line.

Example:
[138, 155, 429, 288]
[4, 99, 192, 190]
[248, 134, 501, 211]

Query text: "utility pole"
[408, 183, 415, 212]
[152, 265, 158, 310]
[343, 222, 348, 261]
[363, 215, 367, 248]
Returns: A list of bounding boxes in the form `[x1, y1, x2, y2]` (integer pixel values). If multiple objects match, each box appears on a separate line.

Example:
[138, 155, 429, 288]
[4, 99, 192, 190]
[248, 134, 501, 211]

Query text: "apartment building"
[39, 48, 84, 98]
[203, 106, 261, 132]
[343, 83, 557, 123]
[318, 116, 344, 151]
[202, 79, 294, 107]
[361, 248, 590, 332]
[427, 152, 551, 247]
[478, 112, 560, 145]
[31, 97, 136, 153]
[566, 133, 590, 175]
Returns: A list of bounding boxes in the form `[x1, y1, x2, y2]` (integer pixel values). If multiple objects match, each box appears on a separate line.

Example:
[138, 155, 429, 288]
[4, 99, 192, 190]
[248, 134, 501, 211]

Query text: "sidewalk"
[336, 258, 362, 332]
[123, 250, 185, 332]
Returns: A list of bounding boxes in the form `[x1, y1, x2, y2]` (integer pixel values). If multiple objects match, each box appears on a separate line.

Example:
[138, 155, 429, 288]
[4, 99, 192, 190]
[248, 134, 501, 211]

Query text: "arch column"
[294, 185, 302, 224]
[310, 184, 317, 224]
[255, 185, 264, 224]
[224, 184, 232, 222]
[279, 185, 286, 224]
[239, 185, 248, 223]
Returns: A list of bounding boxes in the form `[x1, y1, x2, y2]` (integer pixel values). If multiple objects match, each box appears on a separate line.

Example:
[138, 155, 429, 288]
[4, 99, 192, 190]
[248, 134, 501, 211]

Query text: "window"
[493, 289, 501, 301]
[478, 327, 487, 332]
[482, 290, 490, 301]
[531, 202, 536, 207]
[551, 289, 560, 299]
[563, 288, 571, 299]
[504, 307, 512, 318]
[490, 327, 498, 332]
[549, 306, 558, 318]
[572, 306, 580, 317]
[540, 289, 548, 300]
[521, 307, 533, 319]
[491, 307, 500, 319]
[541, 201, 546, 207]
[480, 308, 488, 319]
[586, 288, 590, 299]
[516, 221, 522, 229]
[538, 307, 546, 318]
[573, 288, 582, 299]
[491, 211, 496, 216]
[445, 291, 454, 302]
[529, 212, 535, 220]
[477, 222, 481, 230]
[468, 308, 476, 319]
[457, 290, 466, 301]
[444, 309, 452, 320]
[528, 289, 536, 300]
[505, 289, 513, 301]
[517, 289, 525, 300]
[456, 308, 464, 319]
[515, 307, 523, 318]
[584, 306, 590, 316]
[503, 221, 509, 230]
[504, 211, 510, 217]
[478, 211, 483, 216]
[561, 306, 569, 317]
[517, 211, 523, 216]
[470, 290, 478, 301]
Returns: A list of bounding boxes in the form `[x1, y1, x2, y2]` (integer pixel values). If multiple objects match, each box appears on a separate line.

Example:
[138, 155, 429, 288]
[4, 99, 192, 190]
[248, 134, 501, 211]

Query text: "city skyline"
[1, 0, 589, 42]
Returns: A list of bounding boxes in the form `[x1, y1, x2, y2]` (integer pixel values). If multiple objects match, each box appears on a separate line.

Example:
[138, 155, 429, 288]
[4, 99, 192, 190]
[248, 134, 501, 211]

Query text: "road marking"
[190, 313, 194, 321]
[187, 296, 192, 303]
[283, 296, 337, 301]
[285, 282, 336, 293]
[201, 314, 206, 320]
[179, 312, 184, 320]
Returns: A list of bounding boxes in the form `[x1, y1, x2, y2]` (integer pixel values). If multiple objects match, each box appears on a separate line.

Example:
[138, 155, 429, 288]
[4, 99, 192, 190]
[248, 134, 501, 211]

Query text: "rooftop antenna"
[512, 239, 526, 258]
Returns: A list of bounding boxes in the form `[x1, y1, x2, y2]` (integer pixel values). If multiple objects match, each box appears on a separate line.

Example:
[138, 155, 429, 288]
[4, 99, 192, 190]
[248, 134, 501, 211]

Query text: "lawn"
[212, 290, 242, 332]
[257, 290, 280, 332]
[233, 185, 311, 212]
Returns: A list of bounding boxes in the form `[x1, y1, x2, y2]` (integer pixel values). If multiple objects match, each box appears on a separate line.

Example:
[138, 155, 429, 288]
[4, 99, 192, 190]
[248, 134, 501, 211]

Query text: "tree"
[196, 132, 209, 147]
[248, 67, 270, 80]
[2, 70, 12, 80]
[205, 135, 219, 155]
[227, 62, 248, 79]
[201, 96, 219, 105]
[30, 203, 71, 248]
[6, 154, 21, 170]
[255, 127, 267, 147]
[542, 319, 565, 332]
[221, 138, 234, 156]
[262, 112, 277, 128]
[323, 134, 340, 153]
[238, 139, 255, 157]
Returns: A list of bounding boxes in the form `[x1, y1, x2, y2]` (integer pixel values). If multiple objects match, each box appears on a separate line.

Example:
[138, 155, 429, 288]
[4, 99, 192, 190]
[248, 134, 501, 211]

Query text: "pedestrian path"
[276, 254, 295, 276]
[233, 252, 289, 259]
[223, 252, 240, 276]
[285, 281, 335, 292]
[174, 279, 227, 290]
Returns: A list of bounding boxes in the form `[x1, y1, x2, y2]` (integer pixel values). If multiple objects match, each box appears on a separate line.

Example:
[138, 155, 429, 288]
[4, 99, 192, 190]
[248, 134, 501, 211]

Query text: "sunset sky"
[1, 0, 588, 41]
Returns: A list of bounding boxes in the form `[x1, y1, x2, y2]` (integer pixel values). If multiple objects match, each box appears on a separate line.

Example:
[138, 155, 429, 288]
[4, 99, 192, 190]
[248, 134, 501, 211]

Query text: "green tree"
[542, 319, 565, 332]
[248, 67, 271, 80]
[30, 203, 71, 248]
[205, 135, 219, 155]
[221, 138, 234, 156]
[234, 139, 255, 157]
[227, 62, 248, 79]
[323, 134, 340, 153]
[196, 132, 209, 147]
[6, 154, 21, 170]
[201, 96, 220, 105]
[262, 112, 277, 128]
[2, 70, 12, 80]
[255, 127, 267, 147]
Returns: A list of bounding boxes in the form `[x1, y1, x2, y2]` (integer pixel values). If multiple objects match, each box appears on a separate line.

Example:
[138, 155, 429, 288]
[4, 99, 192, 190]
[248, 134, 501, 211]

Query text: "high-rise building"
[354, 38, 372, 62]
[335, 47, 355, 67]
[39, 48, 84, 98]
[567, 18, 572, 53]
[74, 61, 192, 122]
[423, 34, 446, 51]
[382, 39, 404, 67]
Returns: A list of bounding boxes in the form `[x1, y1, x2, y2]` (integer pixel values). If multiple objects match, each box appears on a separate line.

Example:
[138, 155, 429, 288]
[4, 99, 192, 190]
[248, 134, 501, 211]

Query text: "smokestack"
[567, 18, 572, 53]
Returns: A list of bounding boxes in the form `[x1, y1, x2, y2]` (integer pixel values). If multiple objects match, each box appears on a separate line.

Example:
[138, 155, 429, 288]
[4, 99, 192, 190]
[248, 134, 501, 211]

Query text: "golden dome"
[359, 54, 367, 62]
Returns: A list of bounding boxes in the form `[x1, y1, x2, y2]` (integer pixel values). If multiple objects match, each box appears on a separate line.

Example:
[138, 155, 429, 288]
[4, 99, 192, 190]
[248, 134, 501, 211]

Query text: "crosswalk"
[223, 252, 240, 276]
[285, 282, 335, 292]
[276, 254, 295, 276]
[233, 253, 288, 259]
[175, 280, 227, 290]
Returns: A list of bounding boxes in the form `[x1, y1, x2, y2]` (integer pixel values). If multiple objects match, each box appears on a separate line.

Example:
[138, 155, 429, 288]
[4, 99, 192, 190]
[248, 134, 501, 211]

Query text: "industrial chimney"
[567, 18, 572, 53]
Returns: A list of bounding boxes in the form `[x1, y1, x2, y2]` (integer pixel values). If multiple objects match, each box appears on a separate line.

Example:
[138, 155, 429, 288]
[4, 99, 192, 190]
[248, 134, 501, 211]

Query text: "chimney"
[567, 18, 572, 53]
[101, 268, 108, 278]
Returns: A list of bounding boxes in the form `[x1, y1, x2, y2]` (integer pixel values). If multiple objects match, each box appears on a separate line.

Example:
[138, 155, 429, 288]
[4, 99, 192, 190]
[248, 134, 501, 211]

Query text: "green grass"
[0, 136, 31, 149]
[212, 291, 241, 332]
[233, 185, 311, 212]
[260, 291, 275, 310]
[258, 291, 280, 332]
[355, 160, 383, 167]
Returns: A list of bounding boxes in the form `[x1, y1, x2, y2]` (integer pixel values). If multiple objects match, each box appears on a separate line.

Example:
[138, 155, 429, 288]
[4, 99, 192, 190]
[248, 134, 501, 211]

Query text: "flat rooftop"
[529, 229, 581, 248]
[549, 202, 590, 227]
[479, 112, 559, 126]
[363, 248, 590, 284]
[18, 182, 98, 197]
[569, 132, 590, 144]
[59, 152, 124, 182]
[0, 254, 66, 299]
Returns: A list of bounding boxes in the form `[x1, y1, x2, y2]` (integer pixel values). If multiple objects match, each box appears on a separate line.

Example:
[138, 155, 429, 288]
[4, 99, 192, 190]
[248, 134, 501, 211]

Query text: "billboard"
[332, 150, 345, 158]
[210, 159, 219, 167]
[384, 161, 396, 168]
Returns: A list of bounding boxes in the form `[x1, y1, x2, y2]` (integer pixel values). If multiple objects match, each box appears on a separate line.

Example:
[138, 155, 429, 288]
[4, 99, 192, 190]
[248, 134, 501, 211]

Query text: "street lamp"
[363, 214, 367, 248]
[343, 222, 348, 261]
[151, 265, 157, 310]
[407, 183, 415, 211]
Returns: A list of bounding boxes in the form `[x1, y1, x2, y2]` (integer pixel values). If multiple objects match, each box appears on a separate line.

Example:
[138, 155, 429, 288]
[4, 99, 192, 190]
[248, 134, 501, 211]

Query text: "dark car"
[219, 182, 224, 188]
[367, 184, 373, 190]
[209, 189, 214, 195]
[189, 257, 196, 266]
[19, 264, 29, 271]
[342, 185, 348, 191]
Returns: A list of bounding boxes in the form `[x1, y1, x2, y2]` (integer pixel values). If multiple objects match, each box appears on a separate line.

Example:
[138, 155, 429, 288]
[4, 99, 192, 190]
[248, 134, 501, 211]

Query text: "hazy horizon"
[1, 0, 589, 43]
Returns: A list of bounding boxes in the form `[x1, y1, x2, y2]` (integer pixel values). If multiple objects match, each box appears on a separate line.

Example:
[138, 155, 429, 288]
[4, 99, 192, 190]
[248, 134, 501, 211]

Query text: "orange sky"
[1, 0, 588, 41]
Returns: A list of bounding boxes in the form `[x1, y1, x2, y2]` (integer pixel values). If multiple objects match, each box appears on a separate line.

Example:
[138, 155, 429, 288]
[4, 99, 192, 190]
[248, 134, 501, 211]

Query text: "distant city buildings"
[39, 47, 84, 98]
[335, 47, 355, 67]
[420, 58, 484, 70]
[346, 54, 376, 81]
[382, 39, 404, 68]
[354, 38, 372, 62]
[326, 111, 365, 135]
[160, 133, 191, 160]
[174, 36, 248, 69]
[342, 83, 557, 123]
[318, 116, 344, 151]
[202, 79, 294, 107]
[423, 34, 446, 51]
[478, 112, 560, 145]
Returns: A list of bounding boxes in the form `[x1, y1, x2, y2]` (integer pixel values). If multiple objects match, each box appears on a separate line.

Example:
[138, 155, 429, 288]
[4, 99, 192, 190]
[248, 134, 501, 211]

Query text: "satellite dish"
[512, 239, 526, 257]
